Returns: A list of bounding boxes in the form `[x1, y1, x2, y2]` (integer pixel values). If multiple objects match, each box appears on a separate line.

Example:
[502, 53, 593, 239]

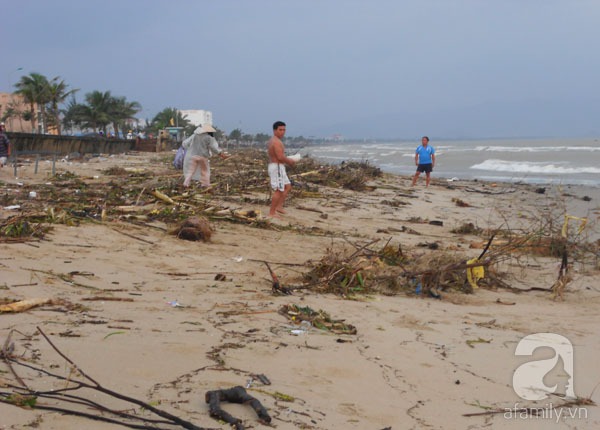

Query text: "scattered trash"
[167, 300, 184, 308]
[205, 386, 271, 428]
[415, 282, 422, 295]
[28, 191, 37, 199]
[279, 304, 357, 335]
[3, 205, 21, 210]
[447, 177, 460, 182]
[466, 258, 485, 289]
[214, 273, 227, 281]
[232, 256, 243, 262]
[253, 373, 271, 385]
[264, 261, 292, 295]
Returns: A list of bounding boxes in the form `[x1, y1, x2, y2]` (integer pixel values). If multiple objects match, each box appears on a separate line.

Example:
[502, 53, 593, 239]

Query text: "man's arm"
[272, 141, 296, 166]
[414, 151, 419, 166]
[431, 153, 435, 167]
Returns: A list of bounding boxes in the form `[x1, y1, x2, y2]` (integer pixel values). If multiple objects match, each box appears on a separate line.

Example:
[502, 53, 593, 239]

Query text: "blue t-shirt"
[415, 144, 434, 165]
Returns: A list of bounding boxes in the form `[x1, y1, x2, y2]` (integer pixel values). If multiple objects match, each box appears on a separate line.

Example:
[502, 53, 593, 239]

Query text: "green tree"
[14, 72, 51, 133]
[255, 133, 270, 142]
[109, 96, 141, 137]
[228, 128, 242, 141]
[150, 108, 191, 135]
[46, 77, 78, 135]
[79, 90, 113, 133]
[0, 101, 24, 131]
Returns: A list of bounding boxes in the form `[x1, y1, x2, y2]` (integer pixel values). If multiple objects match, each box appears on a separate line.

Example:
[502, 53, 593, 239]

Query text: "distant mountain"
[307, 99, 600, 140]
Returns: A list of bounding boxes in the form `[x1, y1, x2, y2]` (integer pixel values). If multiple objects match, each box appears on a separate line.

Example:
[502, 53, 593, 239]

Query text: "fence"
[2, 132, 161, 178]
[6, 132, 158, 155]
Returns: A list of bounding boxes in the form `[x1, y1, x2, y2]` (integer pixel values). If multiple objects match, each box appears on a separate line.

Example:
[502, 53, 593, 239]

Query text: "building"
[0, 92, 36, 133]
[179, 109, 213, 127]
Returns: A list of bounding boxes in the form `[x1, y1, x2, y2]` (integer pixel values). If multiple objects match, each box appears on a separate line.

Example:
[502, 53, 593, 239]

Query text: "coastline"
[1, 149, 599, 429]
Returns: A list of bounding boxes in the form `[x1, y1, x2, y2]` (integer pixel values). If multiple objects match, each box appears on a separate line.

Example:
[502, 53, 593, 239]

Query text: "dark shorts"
[416, 163, 433, 173]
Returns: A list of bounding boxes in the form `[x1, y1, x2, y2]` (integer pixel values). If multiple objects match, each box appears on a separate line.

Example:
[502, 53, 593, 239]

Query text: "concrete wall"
[6, 132, 157, 155]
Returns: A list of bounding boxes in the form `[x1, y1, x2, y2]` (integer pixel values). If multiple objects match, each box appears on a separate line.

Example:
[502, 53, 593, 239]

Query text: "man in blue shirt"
[411, 136, 435, 187]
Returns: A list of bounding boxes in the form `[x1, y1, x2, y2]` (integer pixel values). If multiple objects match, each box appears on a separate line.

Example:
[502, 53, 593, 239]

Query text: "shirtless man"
[267, 121, 296, 218]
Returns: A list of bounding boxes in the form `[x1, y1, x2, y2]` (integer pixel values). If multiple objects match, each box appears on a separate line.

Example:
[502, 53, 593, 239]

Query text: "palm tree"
[80, 90, 113, 133]
[0, 101, 24, 131]
[14, 72, 50, 133]
[46, 77, 78, 135]
[109, 96, 141, 137]
[150, 108, 191, 134]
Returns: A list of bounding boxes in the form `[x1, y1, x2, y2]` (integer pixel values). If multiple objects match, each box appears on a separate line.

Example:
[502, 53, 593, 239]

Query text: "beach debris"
[451, 222, 482, 235]
[278, 303, 357, 335]
[253, 373, 272, 385]
[167, 300, 185, 308]
[169, 216, 213, 242]
[466, 337, 492, 348]
[466, 258, 485, 289]
[205, 385, 271, 429]
[451, 197, 471, 207]
[552, 250, 571, 301]
[1, 327, 205, 429]
[0, 214, 51, 242]
[495, 298, 516, 305]
[464, 395, 595, 418]
[152, 189, 176, 204]
[264, 261, 292, 295]
[562, 215, 587, 238]
[0, 298, 52, 313]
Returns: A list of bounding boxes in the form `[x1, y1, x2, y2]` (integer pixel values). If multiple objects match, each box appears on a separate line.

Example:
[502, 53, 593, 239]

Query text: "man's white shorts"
[268, 163, 290, 192]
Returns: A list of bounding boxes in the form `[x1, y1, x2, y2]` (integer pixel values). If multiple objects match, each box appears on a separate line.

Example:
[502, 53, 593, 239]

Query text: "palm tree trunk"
[29, 103, 37, 133]
[54, 102, 62, 135]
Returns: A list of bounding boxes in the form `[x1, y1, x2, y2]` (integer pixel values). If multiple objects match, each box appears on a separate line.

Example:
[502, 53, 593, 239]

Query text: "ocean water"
[300, 137, 600, 187]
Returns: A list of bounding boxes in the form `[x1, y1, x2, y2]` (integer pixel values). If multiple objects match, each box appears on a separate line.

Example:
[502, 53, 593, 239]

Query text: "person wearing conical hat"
[182, 124, 230, 188]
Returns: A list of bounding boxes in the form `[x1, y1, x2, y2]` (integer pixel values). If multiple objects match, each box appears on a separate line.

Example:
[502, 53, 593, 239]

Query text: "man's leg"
[277, 184, 292, 213]
[412, 171, 421, 186]
[425, 172, 431, 187]
[269, 190, 284, 217]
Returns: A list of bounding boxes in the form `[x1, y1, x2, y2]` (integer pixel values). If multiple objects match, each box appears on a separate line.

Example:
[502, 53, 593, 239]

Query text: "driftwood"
[0, 298, 52, 313]
[0, 327, 210, 429]
[205, 385, 271, 430]
[264, 261, 292, 295]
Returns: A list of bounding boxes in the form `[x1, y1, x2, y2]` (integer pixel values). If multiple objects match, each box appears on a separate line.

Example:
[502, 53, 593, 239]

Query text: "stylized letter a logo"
[513, 333, 575, 401]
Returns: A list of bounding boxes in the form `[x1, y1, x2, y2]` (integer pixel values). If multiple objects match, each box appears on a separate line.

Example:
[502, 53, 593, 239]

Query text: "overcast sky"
[3, 1, 599, 139]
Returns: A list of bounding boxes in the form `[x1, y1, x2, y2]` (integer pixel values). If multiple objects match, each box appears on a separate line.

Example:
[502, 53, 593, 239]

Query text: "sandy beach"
[1, 149, 599, 430]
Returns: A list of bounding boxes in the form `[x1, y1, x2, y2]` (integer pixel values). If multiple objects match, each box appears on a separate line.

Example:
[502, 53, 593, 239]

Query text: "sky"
[3, 0, 600, 139]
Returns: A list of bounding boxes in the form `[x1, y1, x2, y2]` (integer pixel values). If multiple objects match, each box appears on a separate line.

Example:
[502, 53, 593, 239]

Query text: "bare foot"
[276, 208, 287, 214]
[267, 213, 283, 219]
